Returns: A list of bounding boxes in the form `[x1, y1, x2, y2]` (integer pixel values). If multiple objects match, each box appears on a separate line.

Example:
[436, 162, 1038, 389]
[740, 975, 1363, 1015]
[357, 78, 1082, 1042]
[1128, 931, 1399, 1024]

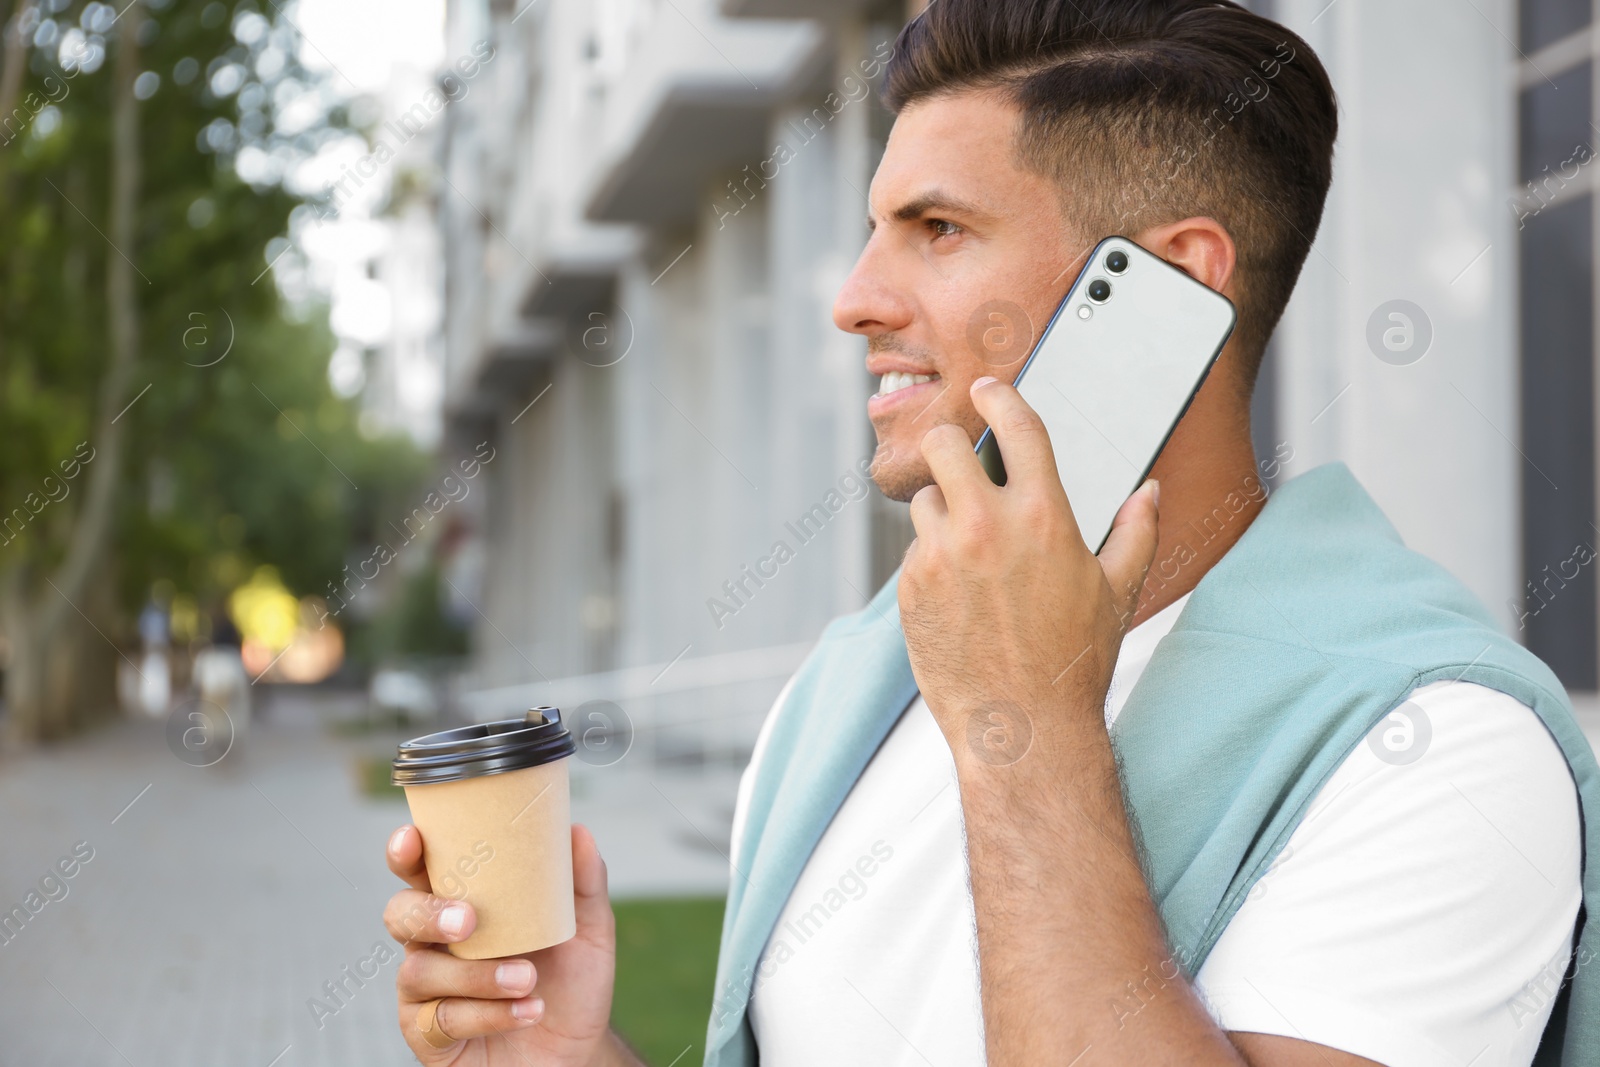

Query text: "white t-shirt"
[733, 592, 1584, 1067]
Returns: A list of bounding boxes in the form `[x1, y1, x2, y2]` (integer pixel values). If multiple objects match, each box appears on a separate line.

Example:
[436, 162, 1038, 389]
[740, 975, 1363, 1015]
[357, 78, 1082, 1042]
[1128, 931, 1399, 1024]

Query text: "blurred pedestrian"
[193, 609, 250, 767]
[135, 598, 170, 718]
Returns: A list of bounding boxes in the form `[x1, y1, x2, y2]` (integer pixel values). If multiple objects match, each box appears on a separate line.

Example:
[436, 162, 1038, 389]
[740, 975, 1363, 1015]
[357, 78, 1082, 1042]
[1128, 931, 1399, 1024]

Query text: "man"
[382, 1, 1600, 1064]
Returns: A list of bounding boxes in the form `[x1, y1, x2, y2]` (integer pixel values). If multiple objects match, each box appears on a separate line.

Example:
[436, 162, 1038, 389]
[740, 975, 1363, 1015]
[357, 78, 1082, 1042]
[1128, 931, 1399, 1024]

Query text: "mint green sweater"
[704, 462, 1600, 1066]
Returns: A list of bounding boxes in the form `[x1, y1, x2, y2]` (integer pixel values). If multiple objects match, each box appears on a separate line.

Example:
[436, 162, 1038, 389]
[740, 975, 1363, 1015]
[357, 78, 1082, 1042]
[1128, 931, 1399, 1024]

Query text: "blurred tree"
[0, 0, 430, 744]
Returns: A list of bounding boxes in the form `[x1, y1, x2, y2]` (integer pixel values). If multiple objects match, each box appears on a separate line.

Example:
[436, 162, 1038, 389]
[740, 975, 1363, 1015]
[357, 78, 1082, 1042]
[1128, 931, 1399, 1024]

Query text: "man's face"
[834, 89, 1088, 502]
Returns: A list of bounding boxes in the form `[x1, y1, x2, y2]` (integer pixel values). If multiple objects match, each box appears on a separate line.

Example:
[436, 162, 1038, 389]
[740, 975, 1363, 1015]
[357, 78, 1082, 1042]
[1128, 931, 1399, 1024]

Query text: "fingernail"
[388, 827, 409, 855]
[971, 376, 998, 390]
[496, 960, 534, 992]
[1149, 479, 1161, 507]
[439, 904, 469, 937]
[511, 996, 545, 1021]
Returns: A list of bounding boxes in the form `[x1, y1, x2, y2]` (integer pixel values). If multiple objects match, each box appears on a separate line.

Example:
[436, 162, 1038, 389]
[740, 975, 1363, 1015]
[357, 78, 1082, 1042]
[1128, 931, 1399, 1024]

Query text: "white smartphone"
[975, 236, 1237, 553]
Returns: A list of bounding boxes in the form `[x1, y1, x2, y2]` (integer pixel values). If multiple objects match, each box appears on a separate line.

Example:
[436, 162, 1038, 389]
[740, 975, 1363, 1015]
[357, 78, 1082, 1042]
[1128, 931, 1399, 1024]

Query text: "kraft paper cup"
[393, 707, 577, 959]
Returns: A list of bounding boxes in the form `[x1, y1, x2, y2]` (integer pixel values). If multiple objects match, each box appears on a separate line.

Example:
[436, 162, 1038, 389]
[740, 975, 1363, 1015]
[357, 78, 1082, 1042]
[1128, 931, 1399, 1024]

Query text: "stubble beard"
[867, 439, 932, 503]
[866, 408, 988, 503]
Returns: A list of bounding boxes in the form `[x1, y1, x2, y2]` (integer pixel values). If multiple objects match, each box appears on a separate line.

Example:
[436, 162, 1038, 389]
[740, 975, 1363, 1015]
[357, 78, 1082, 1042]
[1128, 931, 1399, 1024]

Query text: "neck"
[1129, 389, 1265, 629]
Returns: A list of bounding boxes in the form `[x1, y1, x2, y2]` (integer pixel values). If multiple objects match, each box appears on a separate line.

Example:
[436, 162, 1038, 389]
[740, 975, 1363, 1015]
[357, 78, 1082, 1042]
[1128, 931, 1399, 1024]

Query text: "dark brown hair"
[883, 0, 1338, 384]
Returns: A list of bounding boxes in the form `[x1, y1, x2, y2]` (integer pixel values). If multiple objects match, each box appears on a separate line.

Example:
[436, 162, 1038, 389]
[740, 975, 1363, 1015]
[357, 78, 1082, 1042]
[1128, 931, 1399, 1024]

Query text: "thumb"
[1097, 479, 1160, 625]
[571, 824, 614, 937]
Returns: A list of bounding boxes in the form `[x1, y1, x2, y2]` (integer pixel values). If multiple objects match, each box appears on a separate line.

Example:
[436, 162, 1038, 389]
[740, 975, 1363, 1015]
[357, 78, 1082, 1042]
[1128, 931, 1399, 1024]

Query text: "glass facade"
[1518, 5, 1599, 690]
[1522, 0, 1591, 52]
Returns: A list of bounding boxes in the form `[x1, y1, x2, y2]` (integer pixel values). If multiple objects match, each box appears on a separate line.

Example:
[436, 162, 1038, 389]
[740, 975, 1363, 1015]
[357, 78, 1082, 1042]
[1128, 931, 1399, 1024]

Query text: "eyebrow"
[866, 190, 996, 231]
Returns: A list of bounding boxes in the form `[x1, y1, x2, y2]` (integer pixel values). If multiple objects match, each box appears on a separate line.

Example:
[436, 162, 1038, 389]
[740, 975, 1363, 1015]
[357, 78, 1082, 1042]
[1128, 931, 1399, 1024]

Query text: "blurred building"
[347, 84, 448, 448]
[362, 169, 445, 447]
[437, 0, 905, 754]
[437, 0, 1600, 753]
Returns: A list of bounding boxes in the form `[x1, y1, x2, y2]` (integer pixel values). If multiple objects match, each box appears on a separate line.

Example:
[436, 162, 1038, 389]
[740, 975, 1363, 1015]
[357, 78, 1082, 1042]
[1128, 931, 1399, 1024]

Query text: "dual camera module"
[1088, 248, 1128, 303]
[1076, 247, 1126, 320]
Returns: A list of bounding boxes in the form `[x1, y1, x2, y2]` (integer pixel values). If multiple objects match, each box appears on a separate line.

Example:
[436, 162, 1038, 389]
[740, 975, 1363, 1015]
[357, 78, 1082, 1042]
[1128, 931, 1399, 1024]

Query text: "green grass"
[611, 896, 726, 1065]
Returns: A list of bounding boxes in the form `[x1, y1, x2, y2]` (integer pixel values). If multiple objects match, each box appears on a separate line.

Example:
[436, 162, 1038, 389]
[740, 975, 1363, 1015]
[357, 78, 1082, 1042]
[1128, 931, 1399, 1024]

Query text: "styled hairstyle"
[883, 0, 1338, 385]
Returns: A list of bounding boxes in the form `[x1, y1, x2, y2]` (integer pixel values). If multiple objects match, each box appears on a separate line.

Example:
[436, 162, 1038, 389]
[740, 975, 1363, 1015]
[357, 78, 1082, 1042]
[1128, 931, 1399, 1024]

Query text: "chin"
[867, 445, 933, 503]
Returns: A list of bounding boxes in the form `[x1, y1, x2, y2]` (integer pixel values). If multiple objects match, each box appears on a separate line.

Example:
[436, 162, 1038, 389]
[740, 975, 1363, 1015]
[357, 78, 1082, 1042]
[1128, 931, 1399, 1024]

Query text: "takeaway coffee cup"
[392, 707, 577, 959]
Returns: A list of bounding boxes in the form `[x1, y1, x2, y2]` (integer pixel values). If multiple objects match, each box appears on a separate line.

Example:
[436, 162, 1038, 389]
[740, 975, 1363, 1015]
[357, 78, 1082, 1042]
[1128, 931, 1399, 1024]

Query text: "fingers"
[409, 993, 545, 1048]
[918, 421, 991, 515]
[385, 888, 477, 946]
[387, 825, 432, 894]
[398, 945, 539, 1002]
[387, 826, 613, 942]
[966, 376, 1065, 497]
[1097, 479, 1161, 625]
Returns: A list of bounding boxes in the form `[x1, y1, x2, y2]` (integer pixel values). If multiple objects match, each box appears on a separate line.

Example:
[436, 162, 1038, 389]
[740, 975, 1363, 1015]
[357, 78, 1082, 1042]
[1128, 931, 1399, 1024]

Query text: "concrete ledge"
[587, 81, 787, 226]
[584, 23, 830, 227]
[476, 319, 559, 398]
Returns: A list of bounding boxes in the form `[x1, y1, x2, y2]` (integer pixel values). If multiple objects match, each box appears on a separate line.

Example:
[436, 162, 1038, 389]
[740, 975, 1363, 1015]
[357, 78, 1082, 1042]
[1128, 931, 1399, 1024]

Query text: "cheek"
[963, 297, 1043, 374]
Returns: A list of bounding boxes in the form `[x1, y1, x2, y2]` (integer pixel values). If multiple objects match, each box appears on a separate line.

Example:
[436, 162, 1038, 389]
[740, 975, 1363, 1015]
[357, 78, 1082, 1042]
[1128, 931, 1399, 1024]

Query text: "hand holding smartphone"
[975, 237, 1237, 553]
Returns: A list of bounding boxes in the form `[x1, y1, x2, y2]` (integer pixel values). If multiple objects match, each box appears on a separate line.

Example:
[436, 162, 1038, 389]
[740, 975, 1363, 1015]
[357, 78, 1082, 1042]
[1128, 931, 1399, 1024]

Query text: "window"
[1522, 0, 1591, 52]
[1517, 4, 1598, 690]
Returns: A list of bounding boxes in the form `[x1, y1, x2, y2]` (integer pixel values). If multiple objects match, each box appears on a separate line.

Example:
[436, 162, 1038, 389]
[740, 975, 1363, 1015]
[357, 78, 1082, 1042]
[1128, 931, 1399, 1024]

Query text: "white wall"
[1273, 0, 1520, 631]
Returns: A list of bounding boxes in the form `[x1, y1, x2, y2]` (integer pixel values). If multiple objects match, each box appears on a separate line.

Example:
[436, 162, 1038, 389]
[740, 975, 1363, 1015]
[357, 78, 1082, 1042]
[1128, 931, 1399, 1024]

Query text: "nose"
[832, 232, 913, 340]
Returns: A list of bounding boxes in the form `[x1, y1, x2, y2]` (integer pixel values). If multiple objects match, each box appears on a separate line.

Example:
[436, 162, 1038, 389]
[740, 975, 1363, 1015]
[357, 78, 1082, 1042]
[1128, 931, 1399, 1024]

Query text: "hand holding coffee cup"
[385, 821, 622, 1063]
[384, 708, 632, 1064]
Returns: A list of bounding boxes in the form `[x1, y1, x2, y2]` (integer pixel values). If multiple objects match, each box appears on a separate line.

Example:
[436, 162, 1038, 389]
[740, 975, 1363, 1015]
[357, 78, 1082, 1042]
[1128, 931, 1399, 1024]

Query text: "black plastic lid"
[391, 707, 575, 786]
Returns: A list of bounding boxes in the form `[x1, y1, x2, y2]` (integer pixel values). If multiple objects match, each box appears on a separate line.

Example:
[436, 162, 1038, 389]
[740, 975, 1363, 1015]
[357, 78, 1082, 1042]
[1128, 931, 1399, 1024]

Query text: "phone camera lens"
[1087, 278, 1112, 303]
[1105, 250, 1128, 274]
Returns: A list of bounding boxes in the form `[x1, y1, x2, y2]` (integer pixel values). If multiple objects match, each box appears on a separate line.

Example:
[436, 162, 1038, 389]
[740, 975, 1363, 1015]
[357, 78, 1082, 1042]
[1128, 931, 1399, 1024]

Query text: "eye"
[928, 218, 962, 240]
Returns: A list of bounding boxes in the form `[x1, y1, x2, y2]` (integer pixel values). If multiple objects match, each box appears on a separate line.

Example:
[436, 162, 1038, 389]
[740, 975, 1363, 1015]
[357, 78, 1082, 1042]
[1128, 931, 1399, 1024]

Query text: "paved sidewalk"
[0, 690, 739, 1067]
[12, 689, 1593, 1066]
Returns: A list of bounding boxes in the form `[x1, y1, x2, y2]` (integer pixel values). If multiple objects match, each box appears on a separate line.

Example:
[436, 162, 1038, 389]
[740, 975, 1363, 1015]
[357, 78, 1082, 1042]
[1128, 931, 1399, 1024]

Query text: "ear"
[1130, 217, 1237, 297]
